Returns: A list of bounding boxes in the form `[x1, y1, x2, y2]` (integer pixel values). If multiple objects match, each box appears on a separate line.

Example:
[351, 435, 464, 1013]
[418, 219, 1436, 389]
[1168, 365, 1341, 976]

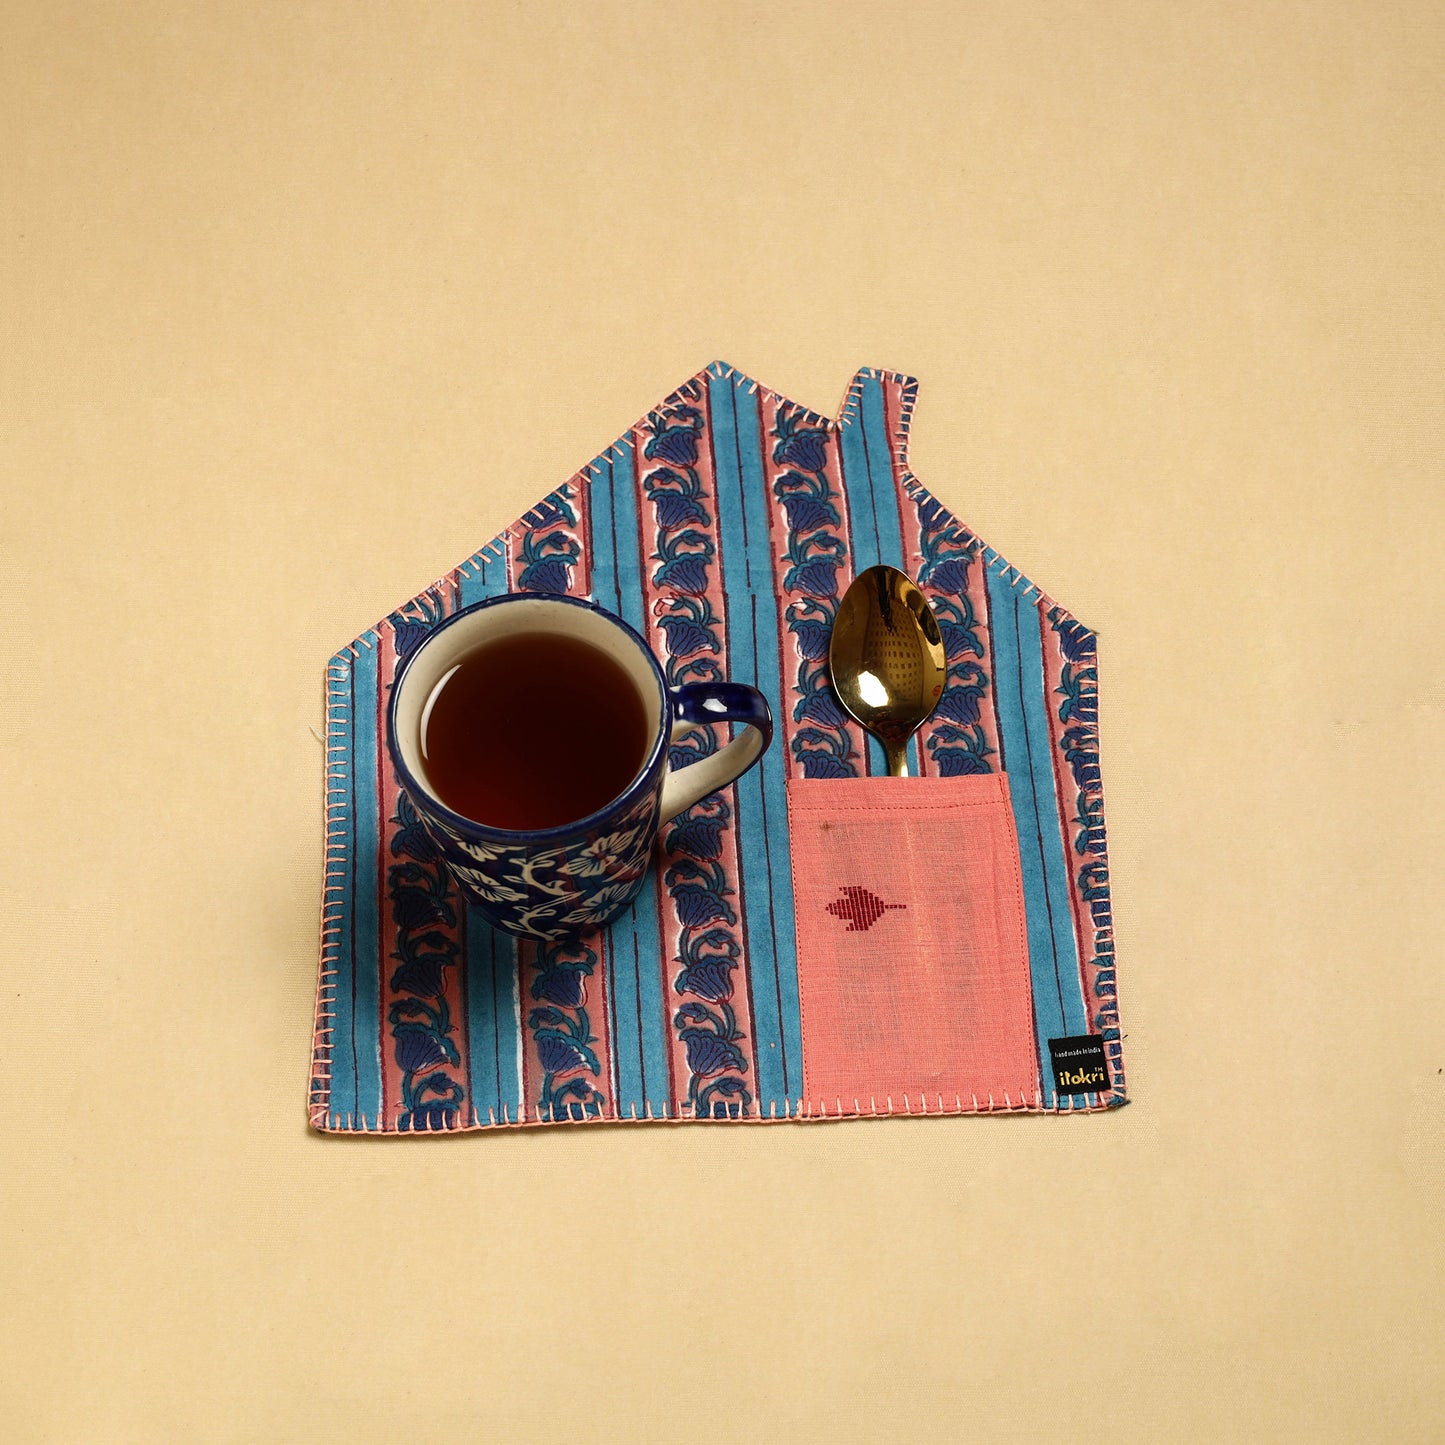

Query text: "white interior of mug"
[391, 597, 665, 814]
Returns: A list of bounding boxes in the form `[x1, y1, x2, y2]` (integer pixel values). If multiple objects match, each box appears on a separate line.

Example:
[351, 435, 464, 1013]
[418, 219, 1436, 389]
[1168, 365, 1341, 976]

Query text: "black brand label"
[1048, 1034, 1111, 1096]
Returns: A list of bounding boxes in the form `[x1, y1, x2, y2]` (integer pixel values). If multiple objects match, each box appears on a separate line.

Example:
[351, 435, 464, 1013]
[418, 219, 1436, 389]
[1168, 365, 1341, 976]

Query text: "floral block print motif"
[311, 362, 1127, 1131]
[757, 391, 867, 782]
[632, 393, 757, 1118]
[378, 584, 470, 1132]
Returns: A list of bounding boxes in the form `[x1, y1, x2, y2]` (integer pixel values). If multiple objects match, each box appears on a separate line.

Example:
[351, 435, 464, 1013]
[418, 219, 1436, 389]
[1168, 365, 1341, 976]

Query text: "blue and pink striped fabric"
[309, 362, 1125, 1131]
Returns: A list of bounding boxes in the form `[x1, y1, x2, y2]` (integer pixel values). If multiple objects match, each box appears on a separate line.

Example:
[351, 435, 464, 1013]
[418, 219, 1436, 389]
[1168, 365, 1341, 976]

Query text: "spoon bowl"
[829, 565, 946, 777]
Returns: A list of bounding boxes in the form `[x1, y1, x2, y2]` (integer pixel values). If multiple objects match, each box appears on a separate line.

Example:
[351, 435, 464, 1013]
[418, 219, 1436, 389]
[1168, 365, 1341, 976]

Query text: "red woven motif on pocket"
[826, 886, 907, 932]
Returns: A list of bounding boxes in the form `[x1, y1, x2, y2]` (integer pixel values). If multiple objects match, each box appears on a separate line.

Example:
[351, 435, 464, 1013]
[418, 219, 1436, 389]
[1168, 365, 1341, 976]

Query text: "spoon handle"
[884, 740, 910, 777]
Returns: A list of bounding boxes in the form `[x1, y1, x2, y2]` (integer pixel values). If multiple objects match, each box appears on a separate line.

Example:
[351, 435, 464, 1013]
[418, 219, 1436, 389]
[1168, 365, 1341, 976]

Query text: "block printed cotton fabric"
[310, 363, 1126, 1132]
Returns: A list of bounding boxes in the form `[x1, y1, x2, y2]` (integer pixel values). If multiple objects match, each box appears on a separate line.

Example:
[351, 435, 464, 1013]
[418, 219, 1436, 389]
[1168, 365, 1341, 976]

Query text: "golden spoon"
[829, 565, 946, 777]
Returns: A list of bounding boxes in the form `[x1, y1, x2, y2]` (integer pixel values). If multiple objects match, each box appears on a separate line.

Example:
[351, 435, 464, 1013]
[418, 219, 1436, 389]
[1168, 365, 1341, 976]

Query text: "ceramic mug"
[385, 593, 772, 941]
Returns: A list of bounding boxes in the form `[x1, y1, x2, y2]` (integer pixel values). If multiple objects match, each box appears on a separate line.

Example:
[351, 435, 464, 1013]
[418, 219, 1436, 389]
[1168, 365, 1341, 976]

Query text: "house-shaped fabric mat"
[310, 362, 1125, 1132]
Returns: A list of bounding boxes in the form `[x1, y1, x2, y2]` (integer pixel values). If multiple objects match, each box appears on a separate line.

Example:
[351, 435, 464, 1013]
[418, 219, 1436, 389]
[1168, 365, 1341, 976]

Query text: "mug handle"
[657, 682, 773, 823]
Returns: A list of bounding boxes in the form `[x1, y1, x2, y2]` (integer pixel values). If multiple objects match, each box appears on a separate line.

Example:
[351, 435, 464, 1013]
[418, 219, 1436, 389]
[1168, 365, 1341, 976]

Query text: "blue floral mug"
[386, 593, 772, 941]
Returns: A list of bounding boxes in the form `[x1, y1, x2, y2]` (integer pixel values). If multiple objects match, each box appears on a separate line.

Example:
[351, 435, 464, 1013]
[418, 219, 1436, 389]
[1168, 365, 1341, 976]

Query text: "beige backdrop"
[3, 3, 1441, 1441]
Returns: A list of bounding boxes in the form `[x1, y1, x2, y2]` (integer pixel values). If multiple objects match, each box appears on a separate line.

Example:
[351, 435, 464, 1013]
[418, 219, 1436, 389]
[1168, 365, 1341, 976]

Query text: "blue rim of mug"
[385, 592, 672, 845]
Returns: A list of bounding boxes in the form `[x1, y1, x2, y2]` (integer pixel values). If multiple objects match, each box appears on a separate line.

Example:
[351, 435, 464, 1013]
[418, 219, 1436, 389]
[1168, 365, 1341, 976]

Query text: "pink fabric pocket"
[788, 774, 1040, 1112]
